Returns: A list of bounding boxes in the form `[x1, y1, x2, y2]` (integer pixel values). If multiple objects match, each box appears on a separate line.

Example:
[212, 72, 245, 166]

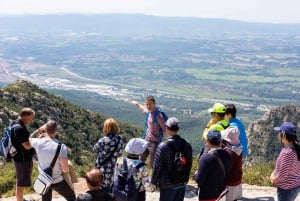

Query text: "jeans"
[160, 185, 186, 201]
[277, 186, 300, 201]
[43, 180, 75, 201]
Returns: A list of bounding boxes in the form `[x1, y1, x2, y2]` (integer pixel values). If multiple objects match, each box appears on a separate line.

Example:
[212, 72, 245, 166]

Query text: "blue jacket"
[228, 117, 248, 158]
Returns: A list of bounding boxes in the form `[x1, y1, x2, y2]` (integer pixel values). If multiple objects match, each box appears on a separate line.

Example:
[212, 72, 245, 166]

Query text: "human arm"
[150, 144, 164, 186]
[59, 144, 69, 173]
[30, 123, 47, 138]
[156, 113, 166, 137]
[270, 170, 278, 184]
[194, 157, 208, 187]
[131, 100, 147, 113]
[14, 126, 33, 150]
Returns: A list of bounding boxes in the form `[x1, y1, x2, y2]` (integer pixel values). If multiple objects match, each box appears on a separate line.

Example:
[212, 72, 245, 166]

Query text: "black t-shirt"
[76, 189, 105, 201]
[11, 119, 34, 161]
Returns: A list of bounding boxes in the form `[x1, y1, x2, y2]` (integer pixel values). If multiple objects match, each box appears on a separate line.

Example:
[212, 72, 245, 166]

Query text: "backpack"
[142, 108, 168, 141]
[113, 157, 145, 201]
[0, 123, 20, 161]
[168, 138, 192, 185]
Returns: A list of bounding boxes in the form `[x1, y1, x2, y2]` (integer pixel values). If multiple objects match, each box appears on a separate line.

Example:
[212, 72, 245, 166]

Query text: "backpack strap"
[50, 143, 61, 168]
[10, 123, 21, 140]
[142, 112, 150, 139]
[217, 120, 229, 129]
[215, 154, 225, 177]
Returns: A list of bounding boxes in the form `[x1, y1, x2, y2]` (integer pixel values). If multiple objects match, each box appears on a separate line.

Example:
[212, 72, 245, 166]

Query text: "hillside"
[247, 104, 300, 164]
[0, 80, 142, 165]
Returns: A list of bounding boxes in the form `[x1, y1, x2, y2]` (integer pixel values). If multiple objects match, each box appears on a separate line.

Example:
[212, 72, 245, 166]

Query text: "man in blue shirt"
[224, 104, 248, 158]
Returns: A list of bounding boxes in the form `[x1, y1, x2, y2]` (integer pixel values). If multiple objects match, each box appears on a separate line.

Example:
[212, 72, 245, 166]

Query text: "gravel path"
[2, 180, 300, 201]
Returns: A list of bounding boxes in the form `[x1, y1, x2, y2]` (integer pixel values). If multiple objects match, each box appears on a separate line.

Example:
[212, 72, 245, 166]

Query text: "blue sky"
[1, 0, 300, 24]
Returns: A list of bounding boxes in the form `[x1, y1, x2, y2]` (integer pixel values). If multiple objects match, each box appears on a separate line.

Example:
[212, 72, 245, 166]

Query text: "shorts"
[226, 184, 243, 200]
[14, 160, 33, 187]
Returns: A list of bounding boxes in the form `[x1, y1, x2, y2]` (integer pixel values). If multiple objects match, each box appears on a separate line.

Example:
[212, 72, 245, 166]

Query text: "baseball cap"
[221, 126, 240, 145]
[166, 117, 180, 131]
[207, 130, 222, 145]
[274, 122, 297, 135]
[208, 103, 226, 113]
[125, 138, 148, 155]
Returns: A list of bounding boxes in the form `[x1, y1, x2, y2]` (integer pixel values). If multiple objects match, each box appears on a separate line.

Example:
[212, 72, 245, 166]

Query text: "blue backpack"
[0, 123, 20, 161]
[142, 108, 168, 141]
[113, 157, 145, 201]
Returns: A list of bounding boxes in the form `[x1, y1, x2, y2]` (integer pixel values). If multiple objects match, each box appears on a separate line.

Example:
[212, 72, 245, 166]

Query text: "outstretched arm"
[131, 100, 147, 113]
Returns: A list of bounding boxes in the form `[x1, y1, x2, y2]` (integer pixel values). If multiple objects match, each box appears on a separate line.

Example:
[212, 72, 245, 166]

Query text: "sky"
[1, 0, 300, 24]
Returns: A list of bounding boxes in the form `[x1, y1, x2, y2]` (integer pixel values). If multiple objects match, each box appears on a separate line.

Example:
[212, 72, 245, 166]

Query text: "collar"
[208, 147, 222, 154]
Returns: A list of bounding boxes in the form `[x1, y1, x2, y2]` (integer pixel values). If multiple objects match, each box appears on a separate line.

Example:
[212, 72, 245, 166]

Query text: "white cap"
[125, 138, 148, 155]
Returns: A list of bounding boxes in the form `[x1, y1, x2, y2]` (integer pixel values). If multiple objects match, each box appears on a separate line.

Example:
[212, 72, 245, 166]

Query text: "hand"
[38, 123, 47, 132]
[131, 100, 138, 105]
[149, 184, 156, 192]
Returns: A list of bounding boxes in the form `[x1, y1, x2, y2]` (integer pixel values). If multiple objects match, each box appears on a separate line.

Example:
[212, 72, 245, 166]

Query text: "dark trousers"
[137, 191, 146, 201]
[43, 179, 75, 201]
[277, 186, 300, 201]
[160, 185, 186, 201]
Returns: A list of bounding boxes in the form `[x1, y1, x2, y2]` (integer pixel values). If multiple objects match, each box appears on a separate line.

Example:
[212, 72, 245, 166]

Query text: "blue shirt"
[228, 117, 248, 158]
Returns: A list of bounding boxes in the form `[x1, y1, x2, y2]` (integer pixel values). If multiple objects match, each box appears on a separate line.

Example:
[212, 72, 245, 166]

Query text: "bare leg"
[16, 186, 24, 201]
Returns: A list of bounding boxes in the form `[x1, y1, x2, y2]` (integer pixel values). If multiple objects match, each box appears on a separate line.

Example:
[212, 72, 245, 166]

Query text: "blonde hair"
[103, 118, 120, 135]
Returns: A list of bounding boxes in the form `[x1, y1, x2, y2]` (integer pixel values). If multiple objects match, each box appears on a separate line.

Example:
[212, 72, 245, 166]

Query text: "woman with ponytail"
[270, 122, 300, 201]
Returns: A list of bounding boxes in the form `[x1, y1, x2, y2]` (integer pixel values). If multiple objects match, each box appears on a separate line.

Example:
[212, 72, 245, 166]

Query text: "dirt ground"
[2, 178, 300, 201]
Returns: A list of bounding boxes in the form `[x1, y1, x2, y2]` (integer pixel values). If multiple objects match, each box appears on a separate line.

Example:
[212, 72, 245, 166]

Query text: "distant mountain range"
[1, 14, 300, 38]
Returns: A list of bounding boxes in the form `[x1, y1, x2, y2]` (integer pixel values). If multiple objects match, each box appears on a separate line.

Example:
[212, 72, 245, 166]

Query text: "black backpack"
[113, 157, 145, 201]
[168, 138, 192, 185]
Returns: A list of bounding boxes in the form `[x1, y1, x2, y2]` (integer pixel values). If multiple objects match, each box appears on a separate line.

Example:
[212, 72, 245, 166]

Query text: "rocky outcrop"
[247, 104, 300, 165]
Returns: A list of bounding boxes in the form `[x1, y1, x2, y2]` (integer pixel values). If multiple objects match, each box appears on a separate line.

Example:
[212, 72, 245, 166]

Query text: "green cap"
[208, 103, 226, 113]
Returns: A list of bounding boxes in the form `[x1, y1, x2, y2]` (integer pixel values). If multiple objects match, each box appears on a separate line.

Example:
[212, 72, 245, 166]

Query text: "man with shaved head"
[76, 168, 106, 201]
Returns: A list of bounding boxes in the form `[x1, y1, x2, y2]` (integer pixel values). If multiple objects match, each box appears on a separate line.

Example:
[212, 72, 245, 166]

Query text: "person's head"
[274, 122, 297, 144]
[125, 138, 147, 156]
[45, 120, 58, 135]
[19, 107, 35, 125]
[225, 104, 237, 120]
[165, 117, 180, 136]
[145, 95, 156, 112]
[221, 126, 240, 145]
[103, 118, 120, 135]
[85, 168, 103, 189]
[206, 130, 222, 147]
[274, 122, 300, 160]
[208, 103, 226, 121]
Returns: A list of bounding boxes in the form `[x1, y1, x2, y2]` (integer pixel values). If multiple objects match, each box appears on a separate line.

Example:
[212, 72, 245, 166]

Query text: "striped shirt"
[274, 147, 300, 189]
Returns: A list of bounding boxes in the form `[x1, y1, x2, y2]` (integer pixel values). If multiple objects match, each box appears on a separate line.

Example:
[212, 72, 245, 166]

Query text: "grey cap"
[166, 117, 180, 131]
